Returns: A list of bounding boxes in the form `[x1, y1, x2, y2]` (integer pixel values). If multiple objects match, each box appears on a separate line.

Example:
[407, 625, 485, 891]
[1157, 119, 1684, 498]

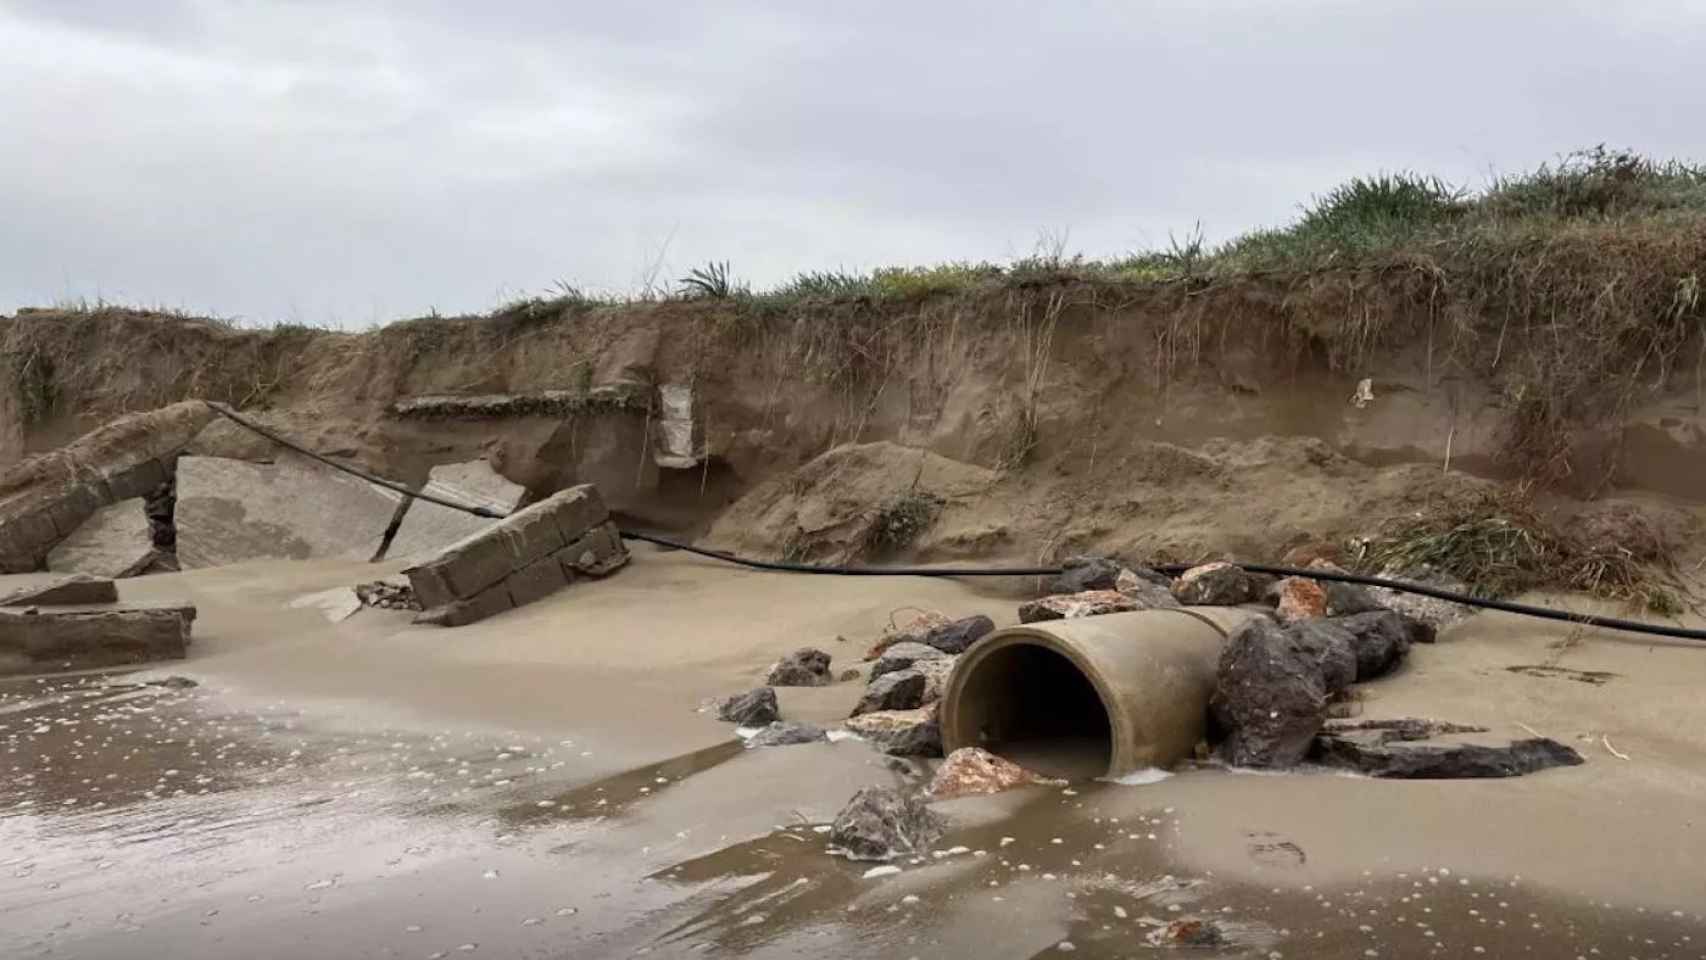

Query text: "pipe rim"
[941, 625, 1129, 778]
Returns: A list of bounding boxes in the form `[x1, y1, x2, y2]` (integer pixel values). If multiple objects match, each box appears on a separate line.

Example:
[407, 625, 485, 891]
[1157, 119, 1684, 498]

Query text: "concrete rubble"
[46, 498, 158, 579]
[175, 453, 404, 568]
[927, 747, 1065, 800]
[405, 484, 627, 626]
[354, 577, 420, 611]
[1018, 589, 1145, 623]
[383, 459, 527, 562]
[0, 573, 196, 676]
[1, 401, 214, 573]
[828, 785, 946, 861]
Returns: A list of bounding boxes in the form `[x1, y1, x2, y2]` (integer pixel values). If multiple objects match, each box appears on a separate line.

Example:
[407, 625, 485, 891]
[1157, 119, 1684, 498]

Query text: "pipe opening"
[948, 642, 1112, 781]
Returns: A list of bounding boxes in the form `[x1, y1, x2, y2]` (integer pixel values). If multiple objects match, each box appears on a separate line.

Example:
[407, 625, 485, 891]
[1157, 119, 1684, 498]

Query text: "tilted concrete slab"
[175, 453, 404, 569]
[0, 602, 195, 675]
[1, 573, 119, 607]
[47, 498, 157, 579]
[385, 460, 527, 562]
[406, 484, 627, 626]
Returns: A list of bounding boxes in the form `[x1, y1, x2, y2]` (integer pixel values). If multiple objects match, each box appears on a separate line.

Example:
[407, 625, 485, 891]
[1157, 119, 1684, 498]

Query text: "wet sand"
[4, 545, 1705, 958]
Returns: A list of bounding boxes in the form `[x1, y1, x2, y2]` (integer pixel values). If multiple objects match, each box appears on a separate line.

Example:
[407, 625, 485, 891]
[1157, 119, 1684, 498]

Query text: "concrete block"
[103, 457, 168, 502]
[556, 520, 629, 577]
[506, 555, 569, 607]
[415, 581, 513, 627]
[499, 505, 567, 566]
[47, 499, 156, 579]
[0, 602, 194, 675]
[405, 529, 516, 601]
[542, 484, 609, 543]
[175, 453, 402, 568]
[384, 460, 527, 561]
[1, 573, 118, 606]
[44, 482, 104, 537]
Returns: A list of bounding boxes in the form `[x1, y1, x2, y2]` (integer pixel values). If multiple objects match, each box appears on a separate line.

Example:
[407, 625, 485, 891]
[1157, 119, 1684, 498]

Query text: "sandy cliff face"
[4, 280, 1703, 568]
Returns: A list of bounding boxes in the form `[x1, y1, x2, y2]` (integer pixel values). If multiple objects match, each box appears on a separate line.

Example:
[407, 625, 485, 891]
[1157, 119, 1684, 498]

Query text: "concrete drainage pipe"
[939, 607, 1259, 781]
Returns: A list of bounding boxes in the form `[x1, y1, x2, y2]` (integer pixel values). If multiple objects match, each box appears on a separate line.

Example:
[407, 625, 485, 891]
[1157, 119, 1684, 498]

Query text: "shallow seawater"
[3, 671, 1701, 959]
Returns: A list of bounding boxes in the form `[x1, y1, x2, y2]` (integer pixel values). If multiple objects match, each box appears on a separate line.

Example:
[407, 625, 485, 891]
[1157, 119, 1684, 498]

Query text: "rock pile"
[355, 579, 421, 611]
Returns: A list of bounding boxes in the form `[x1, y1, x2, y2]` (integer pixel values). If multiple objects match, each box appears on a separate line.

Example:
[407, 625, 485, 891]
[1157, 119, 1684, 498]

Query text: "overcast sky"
[3, 1, 1703, 327]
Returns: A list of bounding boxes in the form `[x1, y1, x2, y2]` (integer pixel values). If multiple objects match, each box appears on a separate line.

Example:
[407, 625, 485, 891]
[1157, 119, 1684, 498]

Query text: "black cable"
[200, 399, 1706, 643]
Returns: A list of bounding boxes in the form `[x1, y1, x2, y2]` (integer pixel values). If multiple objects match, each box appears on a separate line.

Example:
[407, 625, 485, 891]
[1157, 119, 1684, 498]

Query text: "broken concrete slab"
[404, 484, 624, 626]
[1, 573, 118, 607]
[1, 401, 213, 573]
[0, 602, 195, 675]
[47, 498, 156, 579]
[175, 453, 403, 568]
[383, 460, 527, 562]
[654, 383, 700, 469]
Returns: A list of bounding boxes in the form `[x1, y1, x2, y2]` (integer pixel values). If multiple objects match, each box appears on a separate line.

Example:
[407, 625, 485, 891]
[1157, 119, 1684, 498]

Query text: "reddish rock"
[1171, 561, 1257, 605]
[927, 747, 1065, 800]
[1274, 577, 1327, 622]
[1017, 590, 1142, 623]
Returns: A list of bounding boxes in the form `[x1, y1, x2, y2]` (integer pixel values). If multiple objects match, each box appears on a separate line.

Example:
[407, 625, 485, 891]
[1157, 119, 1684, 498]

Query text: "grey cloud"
[2, 0, 1704, 325]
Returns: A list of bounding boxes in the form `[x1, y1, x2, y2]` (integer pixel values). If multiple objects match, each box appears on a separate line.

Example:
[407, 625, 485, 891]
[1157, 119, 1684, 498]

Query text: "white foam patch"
[1098, 768, 1173, 786]
[734, 727, 761, 740]
[826, 730, 861, 743]
[862, 865, 902, 879]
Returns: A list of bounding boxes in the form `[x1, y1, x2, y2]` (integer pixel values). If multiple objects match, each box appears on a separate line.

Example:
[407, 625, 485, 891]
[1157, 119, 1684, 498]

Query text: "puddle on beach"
[3, 671, 1701, 959]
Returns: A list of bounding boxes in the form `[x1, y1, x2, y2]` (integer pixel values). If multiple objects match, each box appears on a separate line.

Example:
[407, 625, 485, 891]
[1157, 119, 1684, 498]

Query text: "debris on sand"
[355, 577, 421, 611]
[745, 721, 830, 748]
[716, 687, 780, 726]
[1171, 561, 1258, 606]
[852, 670, 927, 717]
[844, 704, 942, 757]
[1018, 590, 1144, 623]
[765, 647, 834, 687]
[1146, 917, 1227, 947]
[927, 747, 1065, 801]
[1209, 618, 1328, 768]
[1311, 728, 1585, 779]
[829, 786, 946, 861]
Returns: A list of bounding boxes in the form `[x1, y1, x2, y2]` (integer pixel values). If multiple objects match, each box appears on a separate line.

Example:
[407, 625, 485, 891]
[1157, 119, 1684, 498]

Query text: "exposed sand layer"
[2, 546, 1703, 958]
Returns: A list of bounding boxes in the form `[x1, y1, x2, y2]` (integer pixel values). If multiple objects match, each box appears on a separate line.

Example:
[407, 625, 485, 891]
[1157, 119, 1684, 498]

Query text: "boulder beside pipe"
[939, 607, 1258, 780]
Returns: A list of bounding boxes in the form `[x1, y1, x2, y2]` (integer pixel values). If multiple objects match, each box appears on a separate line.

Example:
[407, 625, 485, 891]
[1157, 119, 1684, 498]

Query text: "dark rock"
[1172, 562, 1257, 606]
[1312, 734, 1585, 779]
[1323, 718, 1488, 742]
[1209, 618, 1327, 768]
[745, 721, 829, 748]
[1049, 555, 1123, 594]
[851, 670, 927, 717]
[1287, 620, 1357, 695]
[148, 675, 198, 690]
[1324, 580, 1384, 616]
[716, 687, 780, 726]
[869, 642, 946, 681]
[920, 615, 996, 654]
[838, 668, 862, 682]
[1331, 610, 1426, 681]
[828, 786, 946, 861]
[765, 647, 833, 687]
[846, 706, 944, 757]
